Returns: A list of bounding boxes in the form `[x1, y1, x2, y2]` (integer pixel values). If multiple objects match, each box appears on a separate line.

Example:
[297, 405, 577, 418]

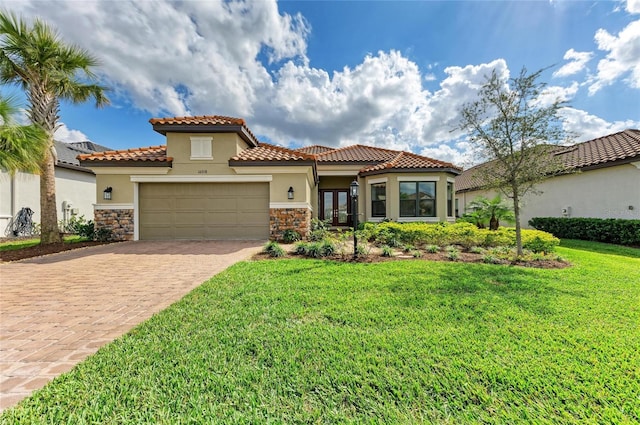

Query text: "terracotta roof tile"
[360, 151, 461, 174]
[295, 145, 335, 154]
[315, 144, 401, 163]
[149, 115, 259, 146]
[77, 145, 171, 163]
[230, 143, 316, 162]
[456, 129, 640, 192]
[553, 129, 640, 168]
[149, 115, 246, 126]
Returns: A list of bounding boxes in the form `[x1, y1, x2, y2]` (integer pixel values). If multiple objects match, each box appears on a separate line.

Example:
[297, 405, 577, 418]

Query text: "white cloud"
[10, 0, 309, 117]
[54, 123, 90, 144]
[553, 49, 593, 77]
[628, 0, 640, 14]
[6, 0, 633, 164]
[559, 107, 640, 141]
[589, 19, 640, 94]
[533, 82, 579, 107]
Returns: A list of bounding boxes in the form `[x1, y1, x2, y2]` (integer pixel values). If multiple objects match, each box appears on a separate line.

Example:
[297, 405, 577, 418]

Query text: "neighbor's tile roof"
[456, 129, 640, 192]
[77, 145, 171, 163]
[553, 129, 640, 168]
[230, 143, 315, 162]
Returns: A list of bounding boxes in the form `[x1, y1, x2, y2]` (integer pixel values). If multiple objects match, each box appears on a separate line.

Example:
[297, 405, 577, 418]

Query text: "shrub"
[293, 241, 309, 255]
[403, 244, 415, 253]
[411, 249, 422, 258]
[309, 218, 331, 241]
[469, 246, 485, 254]
[445, 246, 460, 261]
[529, 217, 640, 246]
[263, 241, 286, 257]
[483, 254, 501, 264]
[320, 240, 336, 257]
[305, 242, 324, 258]
[282, 229, 301, 244]
[381, 245, 394, 257]
[425, 244, 439, 253]
[521, 230, 560, 253]
[355, 244, 368, 258]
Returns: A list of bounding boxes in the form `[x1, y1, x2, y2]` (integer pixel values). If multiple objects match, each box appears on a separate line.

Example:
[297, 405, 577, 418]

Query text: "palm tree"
[465, 195, 515, 230]
[0, 11, 109, 244]
[0, 94, 47, 173]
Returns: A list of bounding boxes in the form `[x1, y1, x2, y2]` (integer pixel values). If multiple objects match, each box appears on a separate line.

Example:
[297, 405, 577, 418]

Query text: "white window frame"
[190, 136, 213, 160]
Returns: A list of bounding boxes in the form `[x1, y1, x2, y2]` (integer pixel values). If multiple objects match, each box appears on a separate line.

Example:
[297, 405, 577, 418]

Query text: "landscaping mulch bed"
[0, 240, 113, 263]
[253, 246, 570, 269]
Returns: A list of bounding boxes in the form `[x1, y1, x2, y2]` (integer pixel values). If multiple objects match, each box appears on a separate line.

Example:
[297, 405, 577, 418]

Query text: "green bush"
[366, 221, 560, 253]
[529, 217, 640, 246]
[282, 229, 301, 244]
[381, 245, 394, 257]
[263, 241, 286, 257]
[293, 241, 309, 255]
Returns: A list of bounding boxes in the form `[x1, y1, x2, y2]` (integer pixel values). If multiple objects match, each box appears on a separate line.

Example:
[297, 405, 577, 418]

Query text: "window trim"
[447, 181, 454, 217]
[399, 181, 437, 218]
[370, 182, 386, 218]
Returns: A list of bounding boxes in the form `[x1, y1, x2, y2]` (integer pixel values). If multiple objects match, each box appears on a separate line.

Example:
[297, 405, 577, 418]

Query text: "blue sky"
[2, 0, 639, 166]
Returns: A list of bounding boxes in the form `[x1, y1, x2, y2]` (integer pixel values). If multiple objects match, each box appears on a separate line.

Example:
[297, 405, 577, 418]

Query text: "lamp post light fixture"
[288, 186, 294, 200]
[103, 186, 113, 201]
[350, 179, 360, 258]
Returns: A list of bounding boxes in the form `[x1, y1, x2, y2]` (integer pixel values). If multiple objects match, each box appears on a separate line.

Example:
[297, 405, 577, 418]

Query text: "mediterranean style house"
[78, 115, 462, 241]
[456, 129, 640, 226]
[0, 141, 110, 236]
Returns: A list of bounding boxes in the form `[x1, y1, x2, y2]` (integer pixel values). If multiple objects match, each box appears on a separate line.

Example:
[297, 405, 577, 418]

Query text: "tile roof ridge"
[254, 142, 316, 160]
[149, 115, 245, 125]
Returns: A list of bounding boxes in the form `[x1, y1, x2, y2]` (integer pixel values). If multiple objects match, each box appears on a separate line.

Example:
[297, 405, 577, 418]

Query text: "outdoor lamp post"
[350, 179, 359, 258]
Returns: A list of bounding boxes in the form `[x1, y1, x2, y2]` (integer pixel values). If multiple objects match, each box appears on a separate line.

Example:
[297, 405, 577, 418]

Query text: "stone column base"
[269, 208, 311, 241]
[95, 208, 134, 241]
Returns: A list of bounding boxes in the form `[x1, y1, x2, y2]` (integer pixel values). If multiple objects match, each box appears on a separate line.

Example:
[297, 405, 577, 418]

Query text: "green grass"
[0, 235, 88, 251]
[2, 242, 639, 423]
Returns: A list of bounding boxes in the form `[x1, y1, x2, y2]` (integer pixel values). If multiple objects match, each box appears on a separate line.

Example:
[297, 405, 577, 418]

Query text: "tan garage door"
[139, 183, 269, 240]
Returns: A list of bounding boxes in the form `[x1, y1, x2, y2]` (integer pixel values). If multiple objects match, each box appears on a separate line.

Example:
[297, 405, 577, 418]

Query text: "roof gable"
[149, 115, 259, 147]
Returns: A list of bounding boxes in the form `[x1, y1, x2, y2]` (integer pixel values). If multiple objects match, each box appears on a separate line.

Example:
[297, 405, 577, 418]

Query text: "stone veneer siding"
[269, 208, 311, 241]
[95, 208, 134, 241]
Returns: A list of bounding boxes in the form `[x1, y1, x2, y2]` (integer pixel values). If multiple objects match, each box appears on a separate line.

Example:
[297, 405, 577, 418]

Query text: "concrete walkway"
[0, 240, 263, 411]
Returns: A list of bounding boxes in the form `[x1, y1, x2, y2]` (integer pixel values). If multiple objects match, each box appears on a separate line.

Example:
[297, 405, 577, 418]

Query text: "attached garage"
[139, 182, 269, 240]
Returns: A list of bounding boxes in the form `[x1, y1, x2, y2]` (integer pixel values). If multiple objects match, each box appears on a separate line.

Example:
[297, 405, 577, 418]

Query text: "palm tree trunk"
[39, 142, 61, 244]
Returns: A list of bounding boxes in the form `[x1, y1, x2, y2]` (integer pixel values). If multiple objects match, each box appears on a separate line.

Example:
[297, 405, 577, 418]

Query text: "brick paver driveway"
[0, 240, 263, 411]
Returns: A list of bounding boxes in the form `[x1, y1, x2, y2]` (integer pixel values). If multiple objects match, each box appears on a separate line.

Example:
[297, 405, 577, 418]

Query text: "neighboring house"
[0, 141, 112, 236]
[78, 115, 461, 241]
[456, 129, 640, 227]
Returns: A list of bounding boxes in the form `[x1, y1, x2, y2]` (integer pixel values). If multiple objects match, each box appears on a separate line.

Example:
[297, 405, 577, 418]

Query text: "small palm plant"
[461, 195, 515, 230]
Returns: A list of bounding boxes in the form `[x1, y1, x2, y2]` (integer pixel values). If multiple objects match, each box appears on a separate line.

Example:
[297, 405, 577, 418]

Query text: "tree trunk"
[512, 189, 523, 257]
[489, 215, 499, 231]
[39, 140, 61, 244]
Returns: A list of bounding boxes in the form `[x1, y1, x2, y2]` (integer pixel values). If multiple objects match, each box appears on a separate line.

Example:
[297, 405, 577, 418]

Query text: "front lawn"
[2, 241, 639, 423]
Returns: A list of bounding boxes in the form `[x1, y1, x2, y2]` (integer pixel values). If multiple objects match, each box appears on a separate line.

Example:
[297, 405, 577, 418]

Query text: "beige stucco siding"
[167, 133, 248, 176]
[0, 168, 96, 235]
[362, 172, 456, 222]
[456, 163, 640, 227]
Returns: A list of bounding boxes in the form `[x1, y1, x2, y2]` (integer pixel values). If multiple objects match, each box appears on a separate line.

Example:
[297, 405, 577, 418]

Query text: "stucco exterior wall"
[167, 132, 248, 176]
[0, 168, 96, 236]
[456, 163, 640, 228]
[362, 172, 456, 223]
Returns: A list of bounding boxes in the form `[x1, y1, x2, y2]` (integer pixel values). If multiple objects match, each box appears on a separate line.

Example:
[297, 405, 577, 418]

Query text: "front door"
[320, 190, 351, 226]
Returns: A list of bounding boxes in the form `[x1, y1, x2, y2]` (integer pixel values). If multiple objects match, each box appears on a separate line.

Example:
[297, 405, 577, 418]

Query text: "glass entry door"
[320, 190, 351, 226]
